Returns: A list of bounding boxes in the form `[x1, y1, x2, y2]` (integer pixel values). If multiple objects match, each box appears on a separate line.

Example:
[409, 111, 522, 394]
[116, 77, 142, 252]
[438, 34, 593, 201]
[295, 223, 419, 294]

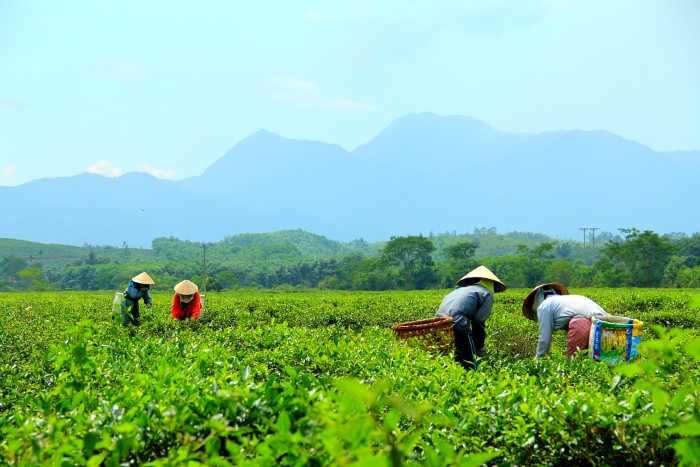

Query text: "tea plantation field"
[1, 288, 699, 466]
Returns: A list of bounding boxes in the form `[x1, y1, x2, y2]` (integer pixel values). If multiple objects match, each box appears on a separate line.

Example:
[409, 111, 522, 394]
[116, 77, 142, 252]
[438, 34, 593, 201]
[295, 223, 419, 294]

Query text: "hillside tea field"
[1, 289, 699, 466]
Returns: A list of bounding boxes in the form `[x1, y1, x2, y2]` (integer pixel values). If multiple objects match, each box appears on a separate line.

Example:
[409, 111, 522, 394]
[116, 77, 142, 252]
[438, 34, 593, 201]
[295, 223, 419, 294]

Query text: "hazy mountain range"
[2, 112, 698, 247]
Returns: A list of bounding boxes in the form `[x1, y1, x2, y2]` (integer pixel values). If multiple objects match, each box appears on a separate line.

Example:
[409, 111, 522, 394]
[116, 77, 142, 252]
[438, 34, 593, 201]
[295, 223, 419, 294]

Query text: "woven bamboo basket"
[391, 316, 455, 355]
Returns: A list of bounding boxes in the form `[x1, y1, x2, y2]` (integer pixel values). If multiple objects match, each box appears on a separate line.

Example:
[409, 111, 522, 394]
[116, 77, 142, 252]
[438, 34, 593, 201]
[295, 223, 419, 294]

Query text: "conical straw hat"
[132, 271, 154, 285]
[521, 282, 569, 320]
[174, 279, 198, 295]
[456, 265, 506, 292]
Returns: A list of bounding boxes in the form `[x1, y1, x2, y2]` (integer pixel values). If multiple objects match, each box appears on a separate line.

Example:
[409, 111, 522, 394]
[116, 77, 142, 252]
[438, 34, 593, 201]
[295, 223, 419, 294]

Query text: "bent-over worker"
[121, 271, 154, 327]
[436, 265, 507, 370]
[171, 279, 202, 321]
[522, 282, 608, 358]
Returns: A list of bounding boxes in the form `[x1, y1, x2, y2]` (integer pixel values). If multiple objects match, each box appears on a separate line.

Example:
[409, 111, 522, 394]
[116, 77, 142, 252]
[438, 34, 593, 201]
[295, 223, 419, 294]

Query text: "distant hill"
[151, 229, 381, 263]
[0, 230, 372, 269]
[0, 171, 336, 247]
[1, 229, 603, 270]
[1, 112, 698, 246]
[0, 238, 156, 269]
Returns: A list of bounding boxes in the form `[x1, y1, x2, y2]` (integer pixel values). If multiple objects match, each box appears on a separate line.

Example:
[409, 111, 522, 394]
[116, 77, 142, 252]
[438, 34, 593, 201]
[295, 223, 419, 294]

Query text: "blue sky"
[1, 0, 699, 186]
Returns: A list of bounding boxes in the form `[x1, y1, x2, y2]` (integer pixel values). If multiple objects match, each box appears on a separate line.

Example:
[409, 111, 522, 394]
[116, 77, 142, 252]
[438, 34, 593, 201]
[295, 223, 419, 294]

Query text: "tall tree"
[0, 255, 28, 285]
[382, 235, 436, 289]
[440, 241, 479, 286]
[677, 233, 700, 267]
[515, 241, 556, 286]
[597, 228, 678, 287]
[444, 241, 478, 263]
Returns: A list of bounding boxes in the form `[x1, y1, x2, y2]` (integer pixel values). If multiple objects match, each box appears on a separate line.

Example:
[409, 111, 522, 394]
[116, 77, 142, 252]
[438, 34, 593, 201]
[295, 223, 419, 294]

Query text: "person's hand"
[476, 347, 487, 357]
[146, 303, 152, 309]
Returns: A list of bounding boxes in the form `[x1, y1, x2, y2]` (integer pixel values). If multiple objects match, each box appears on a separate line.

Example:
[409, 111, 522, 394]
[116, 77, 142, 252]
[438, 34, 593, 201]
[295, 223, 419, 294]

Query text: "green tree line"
[2, 228, 700, 292]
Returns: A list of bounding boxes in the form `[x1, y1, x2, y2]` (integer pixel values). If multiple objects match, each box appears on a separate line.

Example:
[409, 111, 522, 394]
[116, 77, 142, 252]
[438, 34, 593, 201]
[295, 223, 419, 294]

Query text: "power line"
[202, 244, 207, 294]
[579, 227, 600, 247]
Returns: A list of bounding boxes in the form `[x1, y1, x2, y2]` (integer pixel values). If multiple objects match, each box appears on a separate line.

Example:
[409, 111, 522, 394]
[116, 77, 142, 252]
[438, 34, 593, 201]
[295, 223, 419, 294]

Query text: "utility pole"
[202, 244, 207, 294]
[579, 227, 600, 248]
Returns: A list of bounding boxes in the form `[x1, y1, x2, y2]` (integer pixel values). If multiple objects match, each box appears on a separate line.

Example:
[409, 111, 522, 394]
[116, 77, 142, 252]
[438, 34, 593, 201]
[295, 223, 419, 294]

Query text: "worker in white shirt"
[522, 282, 607, 357]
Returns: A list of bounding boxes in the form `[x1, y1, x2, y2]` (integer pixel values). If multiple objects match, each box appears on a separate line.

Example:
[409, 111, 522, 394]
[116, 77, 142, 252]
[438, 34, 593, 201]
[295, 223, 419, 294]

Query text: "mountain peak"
[246, 129, 282, 141]
[351, 112, 502, 167]
[3, 112, 697, 246]
[394, 112, 494, 132]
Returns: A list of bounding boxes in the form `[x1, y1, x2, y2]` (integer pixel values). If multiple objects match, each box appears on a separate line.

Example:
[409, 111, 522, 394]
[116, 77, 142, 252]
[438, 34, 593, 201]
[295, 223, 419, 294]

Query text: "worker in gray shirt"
[522, 283, 607, 357]
[436, 265, 507, 370]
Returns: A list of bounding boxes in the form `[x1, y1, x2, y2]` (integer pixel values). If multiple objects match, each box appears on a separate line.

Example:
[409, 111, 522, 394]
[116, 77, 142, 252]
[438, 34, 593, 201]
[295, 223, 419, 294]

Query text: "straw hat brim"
[456, 265, 507, 292]
[522, 282, 570, 320]
[174, 280, 198, 295]
[132, 272, 154, 285]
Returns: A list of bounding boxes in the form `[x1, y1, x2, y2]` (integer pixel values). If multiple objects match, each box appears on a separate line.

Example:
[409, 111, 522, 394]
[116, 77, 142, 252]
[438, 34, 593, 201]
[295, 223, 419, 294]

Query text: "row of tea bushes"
[1, 289, 698, 465]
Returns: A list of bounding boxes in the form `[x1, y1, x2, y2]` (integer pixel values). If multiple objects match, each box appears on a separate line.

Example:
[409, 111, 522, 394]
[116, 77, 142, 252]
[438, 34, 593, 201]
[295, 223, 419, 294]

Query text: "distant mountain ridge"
[2, 112, 698, 246]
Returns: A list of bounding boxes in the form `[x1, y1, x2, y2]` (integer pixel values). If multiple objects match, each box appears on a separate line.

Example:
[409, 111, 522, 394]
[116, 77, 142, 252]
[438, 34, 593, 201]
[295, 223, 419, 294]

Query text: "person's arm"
[171, 294, 182, 320]
[191, 292, 202, 320]
[124, 283, 138, 301]
[144, 289, 153, 306]
[536, 305, 555, 357]
[471, 293, 494, 350]
[454, 291, 479, 329]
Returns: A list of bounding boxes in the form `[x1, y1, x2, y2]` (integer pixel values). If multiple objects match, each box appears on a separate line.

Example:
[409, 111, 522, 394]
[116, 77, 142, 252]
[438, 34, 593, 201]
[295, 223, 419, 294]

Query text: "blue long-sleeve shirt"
[436, 284, 493, 350]
[536, 295, 606, 357]
[123, 280, 152, 306]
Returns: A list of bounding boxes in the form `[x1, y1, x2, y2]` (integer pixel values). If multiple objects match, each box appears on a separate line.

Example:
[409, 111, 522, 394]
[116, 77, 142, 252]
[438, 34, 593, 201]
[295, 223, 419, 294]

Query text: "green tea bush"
[0, 289, 698, 465]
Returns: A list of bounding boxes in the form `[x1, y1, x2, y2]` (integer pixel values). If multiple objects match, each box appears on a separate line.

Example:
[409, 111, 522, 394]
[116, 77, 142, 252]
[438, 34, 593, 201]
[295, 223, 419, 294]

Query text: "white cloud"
[135, 164, 177, 180]
[87, 160, 124, 178]
[266, 75, 376, 111]
[319, 97, 376, 111]
[0, 165, 21, 186]
[2, 165, 17, 178]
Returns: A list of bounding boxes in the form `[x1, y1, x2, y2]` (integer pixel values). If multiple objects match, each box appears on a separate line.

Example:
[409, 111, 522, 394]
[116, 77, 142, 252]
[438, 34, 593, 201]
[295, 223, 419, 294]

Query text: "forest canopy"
[2, 228, 699, 292]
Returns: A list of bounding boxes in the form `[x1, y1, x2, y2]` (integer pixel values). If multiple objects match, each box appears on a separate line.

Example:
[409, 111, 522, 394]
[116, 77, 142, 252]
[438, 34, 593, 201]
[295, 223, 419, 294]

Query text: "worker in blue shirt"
[120, 271, 154, 327]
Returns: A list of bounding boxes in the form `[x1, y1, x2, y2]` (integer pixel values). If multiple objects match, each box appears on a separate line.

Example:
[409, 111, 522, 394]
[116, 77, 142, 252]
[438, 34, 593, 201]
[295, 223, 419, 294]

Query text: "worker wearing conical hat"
[522, 282, 607, 357]
[435, 265, 506, 370]
[171, 279, 202, 321]
[120, 272, 155, 327]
